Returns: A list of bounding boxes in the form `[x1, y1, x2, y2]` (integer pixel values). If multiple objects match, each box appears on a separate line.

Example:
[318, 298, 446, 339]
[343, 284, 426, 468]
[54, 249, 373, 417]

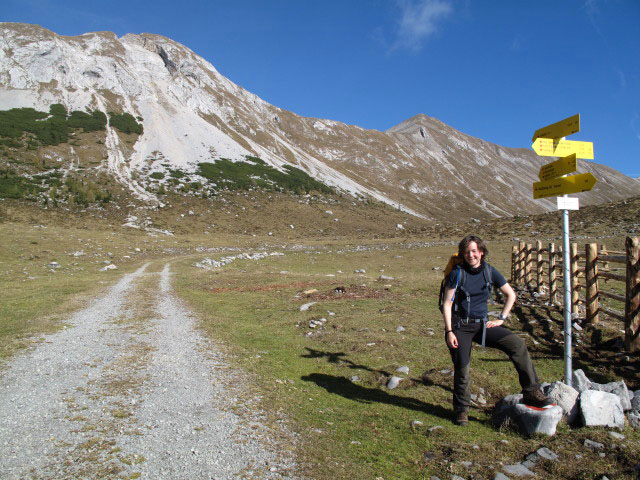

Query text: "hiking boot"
[522, 389, 554, 408]
[454, 410, 469, 426]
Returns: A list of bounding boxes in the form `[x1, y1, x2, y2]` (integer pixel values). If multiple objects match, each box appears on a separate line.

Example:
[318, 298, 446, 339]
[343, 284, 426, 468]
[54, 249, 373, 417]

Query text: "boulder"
[514, 404, 564, 436]
[493, 396, 563, 436]
[579, 390, 624, 428]
[546, 381, 579, 424]
[591, 381, 632, 411]
[572, 369, 592, 392]
[628, 412, 640, 429]
[632, 392, 640, 413]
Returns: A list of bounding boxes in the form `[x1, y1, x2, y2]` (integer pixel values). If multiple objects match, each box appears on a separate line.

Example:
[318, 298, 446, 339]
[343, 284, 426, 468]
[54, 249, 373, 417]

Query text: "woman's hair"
[458, 235, 489, 259]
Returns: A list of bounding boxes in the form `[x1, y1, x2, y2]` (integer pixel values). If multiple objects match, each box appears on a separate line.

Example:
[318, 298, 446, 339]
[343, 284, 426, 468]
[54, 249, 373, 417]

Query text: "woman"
[441, 235, 551, 426]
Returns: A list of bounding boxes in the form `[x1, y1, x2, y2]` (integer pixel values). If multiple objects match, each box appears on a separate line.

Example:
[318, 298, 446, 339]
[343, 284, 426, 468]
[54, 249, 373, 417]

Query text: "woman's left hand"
[486, 319, 504, 328]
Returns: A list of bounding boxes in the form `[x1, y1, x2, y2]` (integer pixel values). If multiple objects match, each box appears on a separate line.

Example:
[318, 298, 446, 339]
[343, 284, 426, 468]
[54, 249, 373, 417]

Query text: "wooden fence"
[511, 236, 640, 352]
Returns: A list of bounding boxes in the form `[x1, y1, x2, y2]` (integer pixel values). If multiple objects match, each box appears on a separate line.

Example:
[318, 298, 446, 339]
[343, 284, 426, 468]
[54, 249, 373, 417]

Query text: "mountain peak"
[1, 23, 638, 220]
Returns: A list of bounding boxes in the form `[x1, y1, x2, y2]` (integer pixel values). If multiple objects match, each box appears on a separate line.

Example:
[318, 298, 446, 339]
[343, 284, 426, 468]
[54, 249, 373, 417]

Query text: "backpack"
[438, 254, 493, 314]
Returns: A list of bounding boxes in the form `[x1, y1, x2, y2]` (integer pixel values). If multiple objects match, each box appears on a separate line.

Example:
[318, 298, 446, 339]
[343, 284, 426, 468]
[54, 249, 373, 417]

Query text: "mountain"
[1, 22, 638, 221]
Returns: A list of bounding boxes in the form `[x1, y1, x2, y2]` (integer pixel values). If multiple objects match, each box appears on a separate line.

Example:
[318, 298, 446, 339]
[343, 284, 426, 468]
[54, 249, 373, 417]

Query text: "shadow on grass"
[301, 347, 387, 374]
[301, 372, 453, 421]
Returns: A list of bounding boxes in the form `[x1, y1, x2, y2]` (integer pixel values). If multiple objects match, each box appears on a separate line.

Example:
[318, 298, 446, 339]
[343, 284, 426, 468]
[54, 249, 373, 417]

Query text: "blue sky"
[3, 0, 640, 177]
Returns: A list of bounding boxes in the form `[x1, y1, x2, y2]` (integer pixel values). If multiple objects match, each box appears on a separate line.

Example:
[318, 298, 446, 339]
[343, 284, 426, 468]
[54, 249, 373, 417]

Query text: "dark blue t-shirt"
[445, 262, 506, 318]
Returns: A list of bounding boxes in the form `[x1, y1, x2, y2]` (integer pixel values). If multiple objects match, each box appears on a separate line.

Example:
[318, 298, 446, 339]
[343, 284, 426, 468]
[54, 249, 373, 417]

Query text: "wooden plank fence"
[511, 236, 640, 352]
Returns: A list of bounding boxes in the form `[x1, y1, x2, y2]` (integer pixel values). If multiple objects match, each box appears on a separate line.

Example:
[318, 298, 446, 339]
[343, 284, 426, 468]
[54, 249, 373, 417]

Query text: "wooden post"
[525, 243, 533, 288]
[512, 245, 518, 283]
[518, 241, 526, 285]
[600, 244, 609, 271]
[536, 240, 543, 292]
[585, 243, 600, 324]
[571, 242, 579, 314]
[625, 236, 640, 352]
[549, 243, 557, 306]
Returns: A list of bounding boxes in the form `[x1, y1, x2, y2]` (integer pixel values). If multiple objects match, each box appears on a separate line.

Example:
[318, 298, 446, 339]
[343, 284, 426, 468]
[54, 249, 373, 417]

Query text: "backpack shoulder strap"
[484, 262, 494, 304]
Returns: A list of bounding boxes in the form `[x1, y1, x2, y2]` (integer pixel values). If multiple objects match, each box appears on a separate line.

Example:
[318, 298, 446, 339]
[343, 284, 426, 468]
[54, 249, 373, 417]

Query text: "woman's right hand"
[446, 331, 458, 349]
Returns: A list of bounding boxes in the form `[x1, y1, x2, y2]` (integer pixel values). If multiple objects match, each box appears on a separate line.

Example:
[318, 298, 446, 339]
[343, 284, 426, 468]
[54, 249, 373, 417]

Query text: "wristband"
[498, 314, 506, 321]
[445, 329, 453, 333]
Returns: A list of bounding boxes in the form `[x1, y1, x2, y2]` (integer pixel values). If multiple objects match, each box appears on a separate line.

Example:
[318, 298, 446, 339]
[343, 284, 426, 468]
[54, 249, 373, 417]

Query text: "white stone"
[300, 302, 316, 312]
[386, 376, 403, 389]
[572, 369, 592, 392]
[591, 381, 632, 411]
[579, 390, 624, 428]
[546, 381, 579, 424]
[513, 404, 563, 436]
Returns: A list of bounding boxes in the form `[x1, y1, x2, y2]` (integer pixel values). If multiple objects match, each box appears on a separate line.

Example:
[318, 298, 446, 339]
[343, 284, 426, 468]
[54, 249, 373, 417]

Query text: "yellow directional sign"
[538, 154, 577, 181]
[532, 114, 580, 141]
[533, 172, 597, 199]
[532, 138, 594, 159]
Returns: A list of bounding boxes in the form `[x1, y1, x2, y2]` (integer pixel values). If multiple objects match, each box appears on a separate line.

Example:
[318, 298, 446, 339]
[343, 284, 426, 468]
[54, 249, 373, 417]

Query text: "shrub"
[108, 112, 143, 135]
[197, 158, 334, 194]
[0, 105, 108, 146]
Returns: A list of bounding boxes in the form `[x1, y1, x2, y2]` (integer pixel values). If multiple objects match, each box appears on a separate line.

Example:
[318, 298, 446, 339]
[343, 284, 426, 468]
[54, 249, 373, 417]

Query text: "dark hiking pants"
[448, 322, 540, 412]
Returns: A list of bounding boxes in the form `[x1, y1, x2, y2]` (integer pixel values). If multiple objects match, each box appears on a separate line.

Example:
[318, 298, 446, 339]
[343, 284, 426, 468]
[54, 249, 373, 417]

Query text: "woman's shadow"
[300, 348, 453, 421]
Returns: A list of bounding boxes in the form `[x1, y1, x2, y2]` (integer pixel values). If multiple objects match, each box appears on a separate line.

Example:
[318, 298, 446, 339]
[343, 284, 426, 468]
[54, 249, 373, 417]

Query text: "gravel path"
[0, 263, 295, 479]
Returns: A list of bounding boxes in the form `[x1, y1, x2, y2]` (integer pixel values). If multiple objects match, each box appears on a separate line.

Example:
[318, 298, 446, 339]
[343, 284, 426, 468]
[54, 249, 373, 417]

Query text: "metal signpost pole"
[561, 194, 572, 387]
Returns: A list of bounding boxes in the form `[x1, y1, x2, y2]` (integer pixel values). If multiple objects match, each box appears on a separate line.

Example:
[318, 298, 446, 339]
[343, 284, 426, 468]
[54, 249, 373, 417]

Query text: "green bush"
[67, 110, 107, 132]
[197, 158, 334, 194]
[0, 105, 109, 146]
[49, 104, 67, 117]
[108, 112, 143, 135]
[150, 172, 165, 180]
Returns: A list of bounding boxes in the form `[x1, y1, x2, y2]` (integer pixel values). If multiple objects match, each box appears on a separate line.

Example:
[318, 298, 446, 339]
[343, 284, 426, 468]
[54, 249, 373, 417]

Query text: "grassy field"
[171, 240, 640, 479]
[1, 195, 639, 479]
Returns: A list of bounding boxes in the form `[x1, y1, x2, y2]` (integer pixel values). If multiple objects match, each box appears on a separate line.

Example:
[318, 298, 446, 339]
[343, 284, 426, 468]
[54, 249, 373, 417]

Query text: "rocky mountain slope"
[1, 22, 638, 221]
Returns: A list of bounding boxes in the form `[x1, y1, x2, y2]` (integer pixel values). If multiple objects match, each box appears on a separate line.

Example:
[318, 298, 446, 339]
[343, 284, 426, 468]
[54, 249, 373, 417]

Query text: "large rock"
[546, 381, 579, 424]
[579, 390, 624, 428]
[514, 404, 564, 436]
[493, 396, 563, 436]
[632, 392, 640, 413]
[572, 369, 592, 392]
[492, 394, 523, 429]
[591, 381, 632, 411]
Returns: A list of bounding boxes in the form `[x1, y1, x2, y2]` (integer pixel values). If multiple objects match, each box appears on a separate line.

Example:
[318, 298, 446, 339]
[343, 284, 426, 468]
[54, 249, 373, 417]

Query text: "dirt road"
[0, 263, 294, 479]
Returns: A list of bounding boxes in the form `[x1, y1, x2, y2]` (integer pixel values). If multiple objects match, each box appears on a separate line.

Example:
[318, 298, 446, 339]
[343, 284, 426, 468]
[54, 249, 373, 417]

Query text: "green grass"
[0, 221, 148, 361]
[169, 242, 639, 479]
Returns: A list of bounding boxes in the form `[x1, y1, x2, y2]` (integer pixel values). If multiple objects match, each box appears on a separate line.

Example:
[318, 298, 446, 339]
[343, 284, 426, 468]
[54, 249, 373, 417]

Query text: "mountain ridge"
[1, 22, 638, 221]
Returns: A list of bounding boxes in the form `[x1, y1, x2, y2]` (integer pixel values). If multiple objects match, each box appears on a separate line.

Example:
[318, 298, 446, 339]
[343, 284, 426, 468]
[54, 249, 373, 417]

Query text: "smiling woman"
[441, 234, 552, 425]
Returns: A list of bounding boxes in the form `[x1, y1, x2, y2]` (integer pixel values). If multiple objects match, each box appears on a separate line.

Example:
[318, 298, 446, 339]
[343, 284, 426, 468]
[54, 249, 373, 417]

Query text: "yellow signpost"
[538, 154, 577, 181]
[530, 113, 597, 388]
[532, 172, 597, 199]
[531, 138, 594, 159]
[532, 113, 580, 141]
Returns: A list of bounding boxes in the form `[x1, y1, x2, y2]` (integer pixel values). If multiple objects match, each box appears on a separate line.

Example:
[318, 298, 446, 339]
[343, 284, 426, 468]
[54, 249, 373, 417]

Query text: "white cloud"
[391, 0, 453, 52]
[616, 68, 627, 89]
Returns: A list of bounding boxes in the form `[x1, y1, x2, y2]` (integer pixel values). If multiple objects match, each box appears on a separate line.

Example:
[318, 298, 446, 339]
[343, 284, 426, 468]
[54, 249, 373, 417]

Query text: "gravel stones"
[0, 264, 292, 479]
